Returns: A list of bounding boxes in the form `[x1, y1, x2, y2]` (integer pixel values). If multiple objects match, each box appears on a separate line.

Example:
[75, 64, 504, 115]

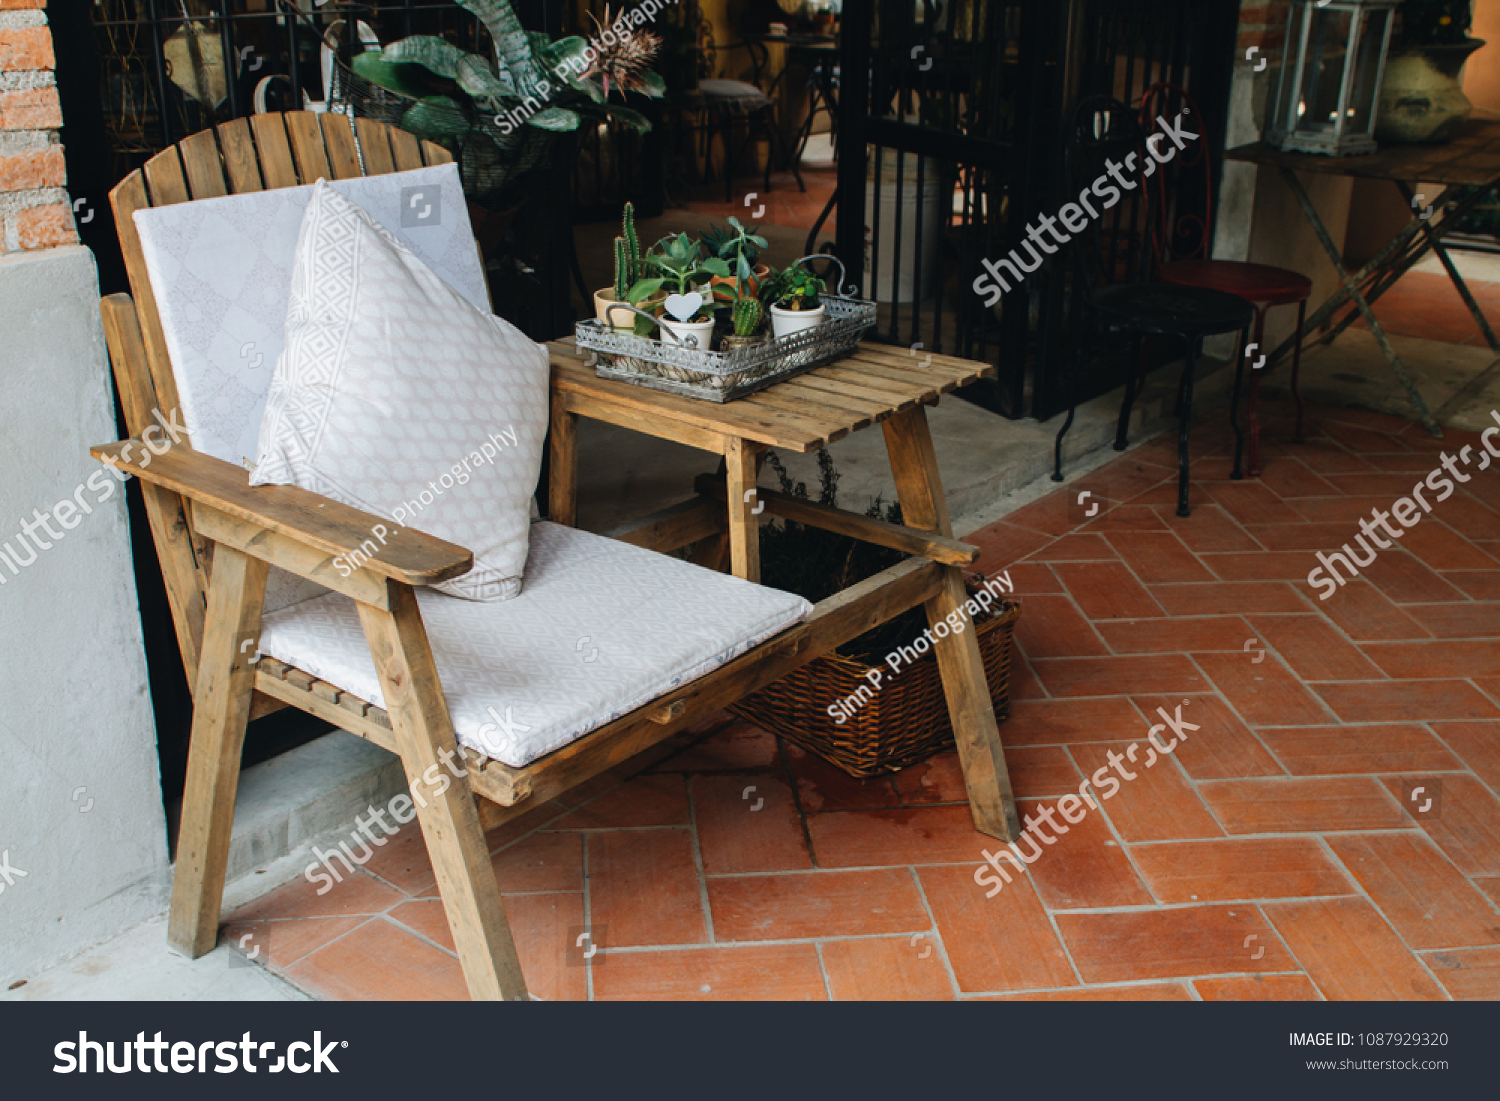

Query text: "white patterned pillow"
[252, 180, 548, 602]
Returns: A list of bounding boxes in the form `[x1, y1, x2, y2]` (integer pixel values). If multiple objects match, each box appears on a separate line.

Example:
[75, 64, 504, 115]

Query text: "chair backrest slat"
[250, 114, 299, 188]
[113, 166, 190, 448]
[218, 118, 264, 193]
[105, 111, 452, 693]
[355, 117, 396, 175]
[143, 146, 191, 207]
[321, 113, 364, 179]
[285, 112, 333, 181]
[389, 127, 425, 171]
[179, 129, 229, 199]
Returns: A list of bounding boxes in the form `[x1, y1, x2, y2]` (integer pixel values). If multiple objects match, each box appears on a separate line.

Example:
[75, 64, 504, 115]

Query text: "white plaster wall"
[0, 244, 170, 982]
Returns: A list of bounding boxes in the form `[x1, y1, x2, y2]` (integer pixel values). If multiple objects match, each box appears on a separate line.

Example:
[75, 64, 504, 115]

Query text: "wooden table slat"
[546, 336, 996, 454]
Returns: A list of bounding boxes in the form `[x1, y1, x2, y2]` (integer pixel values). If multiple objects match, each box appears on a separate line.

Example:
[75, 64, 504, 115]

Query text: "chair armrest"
[91, 439, 473, 586]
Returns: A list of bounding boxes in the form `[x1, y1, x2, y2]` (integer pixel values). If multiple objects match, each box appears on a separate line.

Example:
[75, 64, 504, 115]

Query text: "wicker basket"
[731, 586, 1023, 778]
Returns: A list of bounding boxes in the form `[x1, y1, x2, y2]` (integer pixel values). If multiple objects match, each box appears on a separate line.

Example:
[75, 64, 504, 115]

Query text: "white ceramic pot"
[594, 289, 634, 329]
[658, 316, 716, 350]
[770, 302, 826, 340]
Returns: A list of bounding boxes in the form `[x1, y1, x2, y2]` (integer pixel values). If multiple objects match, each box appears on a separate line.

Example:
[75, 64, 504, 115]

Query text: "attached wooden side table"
[545, 339, 1023, 841]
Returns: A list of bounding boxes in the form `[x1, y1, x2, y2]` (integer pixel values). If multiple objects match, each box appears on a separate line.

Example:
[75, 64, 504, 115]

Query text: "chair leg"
[167, 545, 268, 959]
[358, 582, 528, 1001]
[883, 407, 1021, 842]
[1176, 337, 1198, 518]
[1290, 297, 1308, 444]
[1114, 331, 1146, 451]
[1053, 334, 1085, 481]
[1248, 305, 1267, 478]
[1229, 325, 1247, 481]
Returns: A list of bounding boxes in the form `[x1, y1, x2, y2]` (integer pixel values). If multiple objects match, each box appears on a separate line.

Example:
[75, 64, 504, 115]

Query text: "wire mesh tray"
[574, 256, 877, 403]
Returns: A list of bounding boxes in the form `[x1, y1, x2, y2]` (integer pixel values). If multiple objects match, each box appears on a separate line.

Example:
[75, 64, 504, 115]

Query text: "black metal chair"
[1051, 96, 1254, 518]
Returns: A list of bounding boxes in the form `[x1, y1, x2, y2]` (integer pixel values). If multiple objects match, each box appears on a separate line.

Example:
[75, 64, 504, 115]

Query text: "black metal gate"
[833, 0, 1241, 420]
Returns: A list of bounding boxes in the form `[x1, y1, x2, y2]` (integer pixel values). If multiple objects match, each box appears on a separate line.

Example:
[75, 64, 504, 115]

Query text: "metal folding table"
[1227, 119, 1500, 437]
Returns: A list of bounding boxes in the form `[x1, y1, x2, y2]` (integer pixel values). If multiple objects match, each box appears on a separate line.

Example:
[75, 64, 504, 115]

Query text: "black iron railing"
[834, 0, 1241, 421]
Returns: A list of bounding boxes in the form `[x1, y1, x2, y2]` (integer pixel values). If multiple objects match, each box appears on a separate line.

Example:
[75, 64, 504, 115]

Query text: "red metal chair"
[1140, 83, 1309, 477]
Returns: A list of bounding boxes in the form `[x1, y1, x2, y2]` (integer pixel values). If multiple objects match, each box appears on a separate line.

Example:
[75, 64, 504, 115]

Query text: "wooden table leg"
[883, 407, 1021, 842]
[725, 437, 762, 583]
[690, 456, 733, 573]
[548, 389, 578, 527]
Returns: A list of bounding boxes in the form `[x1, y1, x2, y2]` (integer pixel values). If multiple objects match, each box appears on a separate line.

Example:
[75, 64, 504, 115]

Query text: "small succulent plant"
[764, 263, 826, 311]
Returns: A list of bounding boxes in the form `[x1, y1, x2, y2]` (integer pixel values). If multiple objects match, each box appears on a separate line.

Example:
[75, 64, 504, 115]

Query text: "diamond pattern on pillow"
[253, 180, 549, 602]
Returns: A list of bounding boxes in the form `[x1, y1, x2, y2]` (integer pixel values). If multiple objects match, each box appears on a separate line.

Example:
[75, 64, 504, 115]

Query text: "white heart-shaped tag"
[664, 292, 704, 322]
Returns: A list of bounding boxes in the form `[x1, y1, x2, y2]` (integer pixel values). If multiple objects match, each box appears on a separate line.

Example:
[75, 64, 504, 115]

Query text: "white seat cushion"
[256, 522, 812, 767]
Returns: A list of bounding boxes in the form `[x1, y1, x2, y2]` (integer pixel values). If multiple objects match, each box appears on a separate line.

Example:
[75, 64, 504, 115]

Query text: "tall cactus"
[732, 297, 764, 337]
[621, 201, 639, 287]
[612, 237, 630, 302]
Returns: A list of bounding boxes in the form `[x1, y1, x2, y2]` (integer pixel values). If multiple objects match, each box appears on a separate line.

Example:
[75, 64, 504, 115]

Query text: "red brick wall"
[1239, 1, 1290, 56]
[0, 0, 76, 252]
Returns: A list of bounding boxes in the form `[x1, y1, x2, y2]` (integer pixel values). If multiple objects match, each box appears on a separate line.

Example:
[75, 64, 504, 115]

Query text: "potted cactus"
[595, 202, 641, 330]
[721, 297, 766, 352]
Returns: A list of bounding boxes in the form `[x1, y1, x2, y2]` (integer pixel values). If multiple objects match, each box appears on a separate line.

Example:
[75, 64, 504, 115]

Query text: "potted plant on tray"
[627, 232, 730, 348]
[721, 296, 767, 353]
[701, 216, 771, 298]
[764, 261, 828, 339]
[595, 202, 641, 330]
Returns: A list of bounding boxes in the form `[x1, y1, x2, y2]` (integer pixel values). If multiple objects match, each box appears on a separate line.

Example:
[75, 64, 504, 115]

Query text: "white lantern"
[1265, 0, 1400, 156]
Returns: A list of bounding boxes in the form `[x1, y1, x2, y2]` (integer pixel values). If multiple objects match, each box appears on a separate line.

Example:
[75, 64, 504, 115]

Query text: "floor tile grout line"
[582, 832, 595, 1002]
[684, 774, 716, 945]
[1296, 835, 1456, 1000]
[1054, 748, 1167, 906]
[775, 727, 824, 856]
[906, 865, 963, 999]
[811, 941, 833, 1002]
[375, 909, 462, 966]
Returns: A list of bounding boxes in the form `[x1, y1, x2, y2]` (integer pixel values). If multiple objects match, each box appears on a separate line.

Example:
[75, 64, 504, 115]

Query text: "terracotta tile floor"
[227, 402, 1500, 1000]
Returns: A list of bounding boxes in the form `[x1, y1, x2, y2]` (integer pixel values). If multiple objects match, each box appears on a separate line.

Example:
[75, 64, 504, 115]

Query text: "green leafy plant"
[701, 216, 769, 283]
[354, 0, 662, 176]
[732, 297, 764, 337]
[763, 263, 826, 311]
[626, 232, 731, 322]
[1398, 0, 1476, 46]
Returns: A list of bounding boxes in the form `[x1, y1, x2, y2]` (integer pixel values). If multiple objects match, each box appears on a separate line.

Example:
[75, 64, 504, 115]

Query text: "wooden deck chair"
[96, 111, 1021, 1001]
